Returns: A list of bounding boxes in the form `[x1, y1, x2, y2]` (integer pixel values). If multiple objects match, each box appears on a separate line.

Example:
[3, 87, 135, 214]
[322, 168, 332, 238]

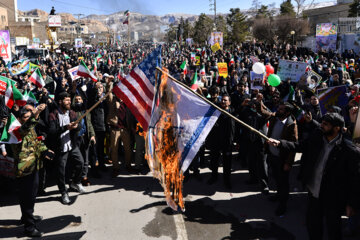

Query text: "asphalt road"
[0, 153, 358, 240]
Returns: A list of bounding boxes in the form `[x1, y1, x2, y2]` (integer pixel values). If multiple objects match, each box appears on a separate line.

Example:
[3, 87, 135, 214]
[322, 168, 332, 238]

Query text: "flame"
[145, 67, 185, 211]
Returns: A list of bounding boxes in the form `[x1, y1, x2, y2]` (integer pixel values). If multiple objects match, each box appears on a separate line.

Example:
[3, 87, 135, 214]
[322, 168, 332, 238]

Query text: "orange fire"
[145, 67, 185, 211]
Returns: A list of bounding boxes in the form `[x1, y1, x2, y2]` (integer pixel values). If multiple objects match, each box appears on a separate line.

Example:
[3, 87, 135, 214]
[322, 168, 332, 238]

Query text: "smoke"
[95, 0, 154, 15]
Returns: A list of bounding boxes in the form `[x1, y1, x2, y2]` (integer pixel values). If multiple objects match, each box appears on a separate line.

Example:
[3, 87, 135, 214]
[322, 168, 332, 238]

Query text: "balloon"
[252, 62, 266, 74]
[265, 64, 274, 76]
[268, 74, 281, 87]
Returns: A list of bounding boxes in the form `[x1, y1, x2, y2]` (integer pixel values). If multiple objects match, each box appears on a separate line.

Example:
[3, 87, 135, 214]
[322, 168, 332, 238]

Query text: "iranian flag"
[29, 68, 45, 88]
[190, 71, 198, 91]
[96, 53, 102, 63]
[0, 77, 25, 108]
[180, 61, 187, 75]
[77, 60, 97, 82]
[91, 58, 98, 72]
[108, 55, 112, 65]
[229, 55, 235, 66]
[200, 65, 206, 75]
[24, 90, 38, 104]
[0, 113, 22, 144]
[3, 78, 14, 108]
[63, 52, 70, 60]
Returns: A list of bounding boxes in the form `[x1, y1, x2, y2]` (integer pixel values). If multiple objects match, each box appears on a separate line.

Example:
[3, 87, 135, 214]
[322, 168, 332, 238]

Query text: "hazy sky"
[17, 0, 335, 16]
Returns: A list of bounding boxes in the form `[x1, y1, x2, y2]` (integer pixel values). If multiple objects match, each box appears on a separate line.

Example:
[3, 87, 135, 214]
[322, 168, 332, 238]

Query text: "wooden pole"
[74, 91, 111, 125]
[128, 14, 131, 61]
[155, 67, 271, 141]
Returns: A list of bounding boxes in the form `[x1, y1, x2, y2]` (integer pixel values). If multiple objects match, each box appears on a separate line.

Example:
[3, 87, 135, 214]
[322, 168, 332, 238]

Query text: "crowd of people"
[0, 41, 360, 239]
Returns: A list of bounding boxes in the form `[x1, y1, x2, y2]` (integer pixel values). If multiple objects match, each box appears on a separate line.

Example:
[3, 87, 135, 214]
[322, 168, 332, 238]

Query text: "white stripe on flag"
[134, 68, 155, 95]
[126, 74, 153, 103]
[117, 82, 151, 121]
[147, 76, 221, 173]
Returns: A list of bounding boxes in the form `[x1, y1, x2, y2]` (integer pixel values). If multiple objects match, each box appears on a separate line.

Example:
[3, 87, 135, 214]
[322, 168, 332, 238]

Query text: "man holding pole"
[268, 112, 360, 240]
[48, 92, 86, 205]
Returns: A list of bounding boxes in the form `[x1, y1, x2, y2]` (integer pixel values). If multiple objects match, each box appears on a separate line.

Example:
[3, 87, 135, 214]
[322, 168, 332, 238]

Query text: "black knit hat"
[321, 112, 344, 127]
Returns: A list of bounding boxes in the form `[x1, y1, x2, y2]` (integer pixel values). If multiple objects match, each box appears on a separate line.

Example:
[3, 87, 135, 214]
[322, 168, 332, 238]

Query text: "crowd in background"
[0, 41, 360, 239]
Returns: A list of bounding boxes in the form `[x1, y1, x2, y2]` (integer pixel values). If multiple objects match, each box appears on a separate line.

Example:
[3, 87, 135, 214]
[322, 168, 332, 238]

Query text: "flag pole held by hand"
[155, 67, 270, 142]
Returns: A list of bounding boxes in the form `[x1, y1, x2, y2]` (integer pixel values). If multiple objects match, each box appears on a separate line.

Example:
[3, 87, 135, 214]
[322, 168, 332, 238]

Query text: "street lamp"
[290, 30, 295, 45]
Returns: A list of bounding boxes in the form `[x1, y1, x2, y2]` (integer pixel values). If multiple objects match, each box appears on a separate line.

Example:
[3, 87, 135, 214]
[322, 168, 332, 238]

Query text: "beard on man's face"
[61, 102, 71, 110]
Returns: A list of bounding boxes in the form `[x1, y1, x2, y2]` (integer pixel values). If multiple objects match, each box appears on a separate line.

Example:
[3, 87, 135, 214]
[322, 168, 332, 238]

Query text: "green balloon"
[268, 74, 281, 87]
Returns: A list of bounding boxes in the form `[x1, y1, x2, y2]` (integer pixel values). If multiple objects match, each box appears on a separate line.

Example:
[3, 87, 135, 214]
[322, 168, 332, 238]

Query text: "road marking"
[174, 213, 188, 240]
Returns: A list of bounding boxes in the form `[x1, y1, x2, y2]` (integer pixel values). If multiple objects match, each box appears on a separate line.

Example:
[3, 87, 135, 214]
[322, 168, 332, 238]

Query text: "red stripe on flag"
[120, 76, 152, 116]
[77, 72, 97, 82]
[113, 85, 149, 131]
[129, 71, 153, 100]
[29, 78, 43, 88]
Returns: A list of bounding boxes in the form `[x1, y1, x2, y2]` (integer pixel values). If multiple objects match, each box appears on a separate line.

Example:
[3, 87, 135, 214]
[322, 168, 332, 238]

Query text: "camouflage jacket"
[11, 117, 47, 178]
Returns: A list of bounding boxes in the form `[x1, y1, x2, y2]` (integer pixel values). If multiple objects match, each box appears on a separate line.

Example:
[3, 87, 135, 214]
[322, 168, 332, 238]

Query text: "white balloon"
[252, 62, 266, 74]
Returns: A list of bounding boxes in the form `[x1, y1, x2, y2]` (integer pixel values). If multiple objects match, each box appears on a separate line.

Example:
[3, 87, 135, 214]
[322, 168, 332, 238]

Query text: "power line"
[50, 0, 116, 14]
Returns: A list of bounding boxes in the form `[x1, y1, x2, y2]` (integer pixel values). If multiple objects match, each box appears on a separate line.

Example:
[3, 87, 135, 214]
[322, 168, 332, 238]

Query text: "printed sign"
[316, 23, 337, 51]
[8, 59, 30, 76]
[209, 32, 223, 46]
[318, 85, 348, 115]
[250, 71, 264, 90]
[217, 63, 228, 79]
[48, 15, 61, 27]
[0, 30, 12, 63]
[75, 38, 83, 48]
[277, 59, 307, 82]
[68, 66, 81, 81]
[195, 56, 200, 66]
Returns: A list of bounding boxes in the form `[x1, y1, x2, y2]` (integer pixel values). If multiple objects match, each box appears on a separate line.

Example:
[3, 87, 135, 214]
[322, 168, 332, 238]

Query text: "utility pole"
[209, 0, 217, 30]
[74, 14, 84, 39]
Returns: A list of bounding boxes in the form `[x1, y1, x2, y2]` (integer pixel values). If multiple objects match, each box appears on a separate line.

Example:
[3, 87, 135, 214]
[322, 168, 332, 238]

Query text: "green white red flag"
[180, 61, 187, 75]
[190, 71, 198, 91]
[200, 65, 206, 75]
[0, 76, 25, 108]
[24, 90, 38, 104]
[29, 68, 45, 88]
[77, 60, 97, 82]
[0, 113, 22, 144]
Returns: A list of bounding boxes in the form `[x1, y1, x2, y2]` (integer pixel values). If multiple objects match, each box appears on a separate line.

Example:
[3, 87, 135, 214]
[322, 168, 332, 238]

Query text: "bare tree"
[293, 0, 304, 17]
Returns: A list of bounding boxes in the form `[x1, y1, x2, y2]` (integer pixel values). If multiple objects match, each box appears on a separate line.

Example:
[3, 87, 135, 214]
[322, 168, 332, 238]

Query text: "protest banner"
[209, 32, 223, 46]
[217, 63, 228, 78]
[195, 56, 200, 66]
[318, 85, 348, 115]
[277, 59, 307, 82]
[0, 30, 12, 63]
[75, 38, 83, 48]
[8, 59, 30, 76]
[211, 43, 221, 53]
[68, 66, 81, 81]
[250, 71, 264, 90]
[316, 23, 337, 52]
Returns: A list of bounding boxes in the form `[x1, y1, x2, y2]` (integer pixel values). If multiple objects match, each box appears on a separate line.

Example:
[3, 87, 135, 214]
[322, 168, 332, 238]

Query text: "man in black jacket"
[207, 94, 235, 189]
[268, 113, 360, 240]
[48, 92, 85, 205]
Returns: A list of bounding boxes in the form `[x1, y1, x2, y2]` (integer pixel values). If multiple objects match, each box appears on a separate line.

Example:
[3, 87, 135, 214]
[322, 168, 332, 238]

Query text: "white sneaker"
[70, 183, 86, 194]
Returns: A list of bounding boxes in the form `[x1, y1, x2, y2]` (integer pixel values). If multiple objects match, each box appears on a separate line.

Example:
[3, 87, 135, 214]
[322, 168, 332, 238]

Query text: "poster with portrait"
[209, 32, 223, 47]
[75, 38, 83, 48]
[0, 30, 12, 63]
[250, 71, 264, 90]
[316, 23, 337, 52]
[7, 59, 30, 76]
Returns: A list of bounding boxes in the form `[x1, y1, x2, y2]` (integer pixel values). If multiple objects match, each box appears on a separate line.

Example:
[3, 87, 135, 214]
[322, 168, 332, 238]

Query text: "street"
[0, 153, 357, 240]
